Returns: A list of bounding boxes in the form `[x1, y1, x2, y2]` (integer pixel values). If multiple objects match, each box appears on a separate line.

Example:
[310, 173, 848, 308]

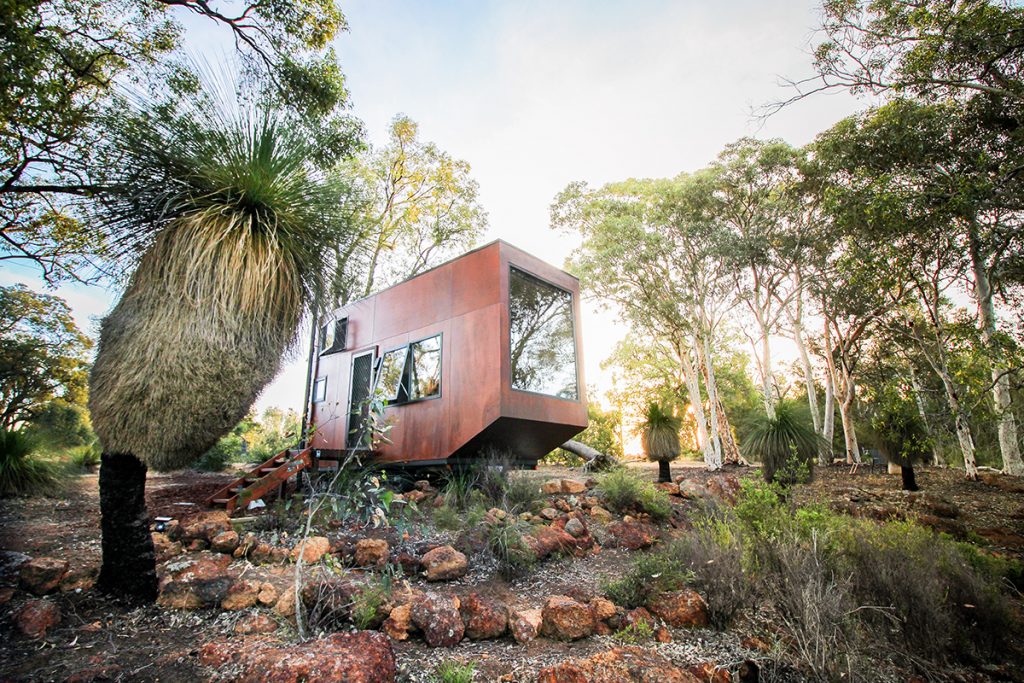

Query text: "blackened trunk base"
[901, 464, 919, 492]
[658, 460, 672, 483]
[97, 452, 158, 603]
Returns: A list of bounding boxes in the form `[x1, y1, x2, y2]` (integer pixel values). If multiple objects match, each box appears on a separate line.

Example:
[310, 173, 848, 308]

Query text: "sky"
[1, 0, 866, 417]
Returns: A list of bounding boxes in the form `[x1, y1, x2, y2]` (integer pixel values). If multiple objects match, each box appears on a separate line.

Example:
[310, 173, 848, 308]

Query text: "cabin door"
[347, 350, 375, 449]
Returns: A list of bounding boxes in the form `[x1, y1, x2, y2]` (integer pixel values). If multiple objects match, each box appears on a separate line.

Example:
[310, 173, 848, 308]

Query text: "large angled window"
[509, 267, 578, 399]
[410, 335, 441, 400]
[373, 335, 442, 405]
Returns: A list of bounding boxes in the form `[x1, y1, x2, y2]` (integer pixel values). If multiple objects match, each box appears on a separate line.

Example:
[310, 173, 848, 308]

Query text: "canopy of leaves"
[333, 115, 486, 304]
[0, 285, 91, 429]
[783, 0, 1024, 114]
[1, 0, 360, 283]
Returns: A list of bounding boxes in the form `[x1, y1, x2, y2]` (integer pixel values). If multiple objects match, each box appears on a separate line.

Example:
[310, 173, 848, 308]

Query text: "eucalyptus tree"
[0, 285, 91, 429]
[815, 99, 1023, 476]
[86, 87, 358, 601]
[333, 115, 487, 305]
[776, 0, 1024, 115]
[553, 177, 731, 470]
[772, 0, 1024, 473]
[708, 138, 805, 419]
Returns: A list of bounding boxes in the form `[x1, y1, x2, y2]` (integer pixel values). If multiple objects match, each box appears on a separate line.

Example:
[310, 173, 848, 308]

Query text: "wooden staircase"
[205, 446, 314, 514]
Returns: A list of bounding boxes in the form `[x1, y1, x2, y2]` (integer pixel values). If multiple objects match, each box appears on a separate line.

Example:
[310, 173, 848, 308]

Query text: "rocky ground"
[0, 462, 1022, 682]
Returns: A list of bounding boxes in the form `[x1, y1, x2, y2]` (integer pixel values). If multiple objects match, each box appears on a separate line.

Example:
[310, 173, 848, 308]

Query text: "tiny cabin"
[306, 240, 588, 467]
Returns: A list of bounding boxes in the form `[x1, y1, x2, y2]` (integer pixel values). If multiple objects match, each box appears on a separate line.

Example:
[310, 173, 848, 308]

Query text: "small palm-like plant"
[86, 84, 357, 601]
[639, 402, 682, 482]
[741, 402, 820, 486]
[0, 430, 61, 497]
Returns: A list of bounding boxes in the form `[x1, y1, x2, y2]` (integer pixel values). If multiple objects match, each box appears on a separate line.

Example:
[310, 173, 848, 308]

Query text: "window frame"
[319, 317, 348, 356]
[507, 265, 581, 402]
[374, 333, 444, 407]
[312, 376, 328, 404]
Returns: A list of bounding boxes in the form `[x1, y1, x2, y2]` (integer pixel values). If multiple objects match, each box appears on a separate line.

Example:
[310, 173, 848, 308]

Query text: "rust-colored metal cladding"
[307, 241, 588, 467]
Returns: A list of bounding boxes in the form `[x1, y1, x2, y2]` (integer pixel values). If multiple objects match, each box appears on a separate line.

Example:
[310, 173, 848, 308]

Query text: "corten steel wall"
[308, 241, 588, 465]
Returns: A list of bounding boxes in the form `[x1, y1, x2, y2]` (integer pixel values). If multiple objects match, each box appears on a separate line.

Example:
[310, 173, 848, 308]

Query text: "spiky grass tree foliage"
[640, 402, 682, 482]
[742, 403, 821, 486]
[87, 92, 356, 601]
[0, 430, 61, 497]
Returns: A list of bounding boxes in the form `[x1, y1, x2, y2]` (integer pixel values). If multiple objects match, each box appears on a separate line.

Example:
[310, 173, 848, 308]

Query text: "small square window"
[312, 377, 327, 403]
[320, 318, 348, 355]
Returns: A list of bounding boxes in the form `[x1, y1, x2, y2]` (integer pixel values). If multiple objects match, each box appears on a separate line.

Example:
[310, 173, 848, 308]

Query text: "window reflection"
[376, 348, 407, 403]
[509, 268, 578, 399]
[411, 336, 441, 399]
[373, 335, 442, 405]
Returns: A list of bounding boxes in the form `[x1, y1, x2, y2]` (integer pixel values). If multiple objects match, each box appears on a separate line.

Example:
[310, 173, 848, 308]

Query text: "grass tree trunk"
[900, 463, 919, 492]
[96, 452, 157, 602]
[658, 459, 672, 483]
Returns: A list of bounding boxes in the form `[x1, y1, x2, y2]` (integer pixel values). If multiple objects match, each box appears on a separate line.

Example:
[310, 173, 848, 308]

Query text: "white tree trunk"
[909, 366, 945, 467]
[935, 364, 979, 480]
[821, 362, 835, 465]
[791, 308, 820, 433]
[760, 328, 775, 419]
[969, 236, 1023, 475]
[837, 370, 861, 465]
[715, 396, 744, 464]
[697, 332, 723, 464]
[680, 348, 719, 471]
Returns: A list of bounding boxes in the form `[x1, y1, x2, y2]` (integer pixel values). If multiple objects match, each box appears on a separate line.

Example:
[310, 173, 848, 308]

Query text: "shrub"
[69, 441, 101, 471]
[597, 468, 671, 521]
[442, 457, 503, 511]
[440, 449, 543, 516]
[696, 481, 1018, 672]
[350, 574, 394, 630]
[25, 400, 94, 449]
[487, 517, 536, 578]
[434, 660, 474, 683]
[614, 621, 653, 643]
[194, 442, 231, 472]
[668, 513, 752, 628]
[0, 430, 62, 497]
[501, 474, 543, 514]
[601, 547, 693, 609]
[758, 537, 863, 681]
[432, 504, 461, 531]
[837, 519, 1014, 663]
[740, 402, 819, 486]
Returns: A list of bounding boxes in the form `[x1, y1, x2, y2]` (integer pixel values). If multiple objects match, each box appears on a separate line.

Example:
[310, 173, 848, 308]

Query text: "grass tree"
[86, 89, 356, 602]
[741, 402, 820, 486]
[639, 402, 682, 483]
